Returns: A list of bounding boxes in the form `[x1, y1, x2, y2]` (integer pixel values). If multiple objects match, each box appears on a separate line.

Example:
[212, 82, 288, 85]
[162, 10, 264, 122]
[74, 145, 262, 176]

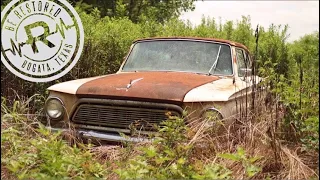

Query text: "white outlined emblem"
[1, 0, 84, 82]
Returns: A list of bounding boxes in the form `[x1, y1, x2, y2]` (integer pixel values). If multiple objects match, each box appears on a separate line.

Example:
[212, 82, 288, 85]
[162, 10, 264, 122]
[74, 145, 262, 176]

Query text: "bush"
[1, 98, 318, 179]
[115, 115, 232, 180]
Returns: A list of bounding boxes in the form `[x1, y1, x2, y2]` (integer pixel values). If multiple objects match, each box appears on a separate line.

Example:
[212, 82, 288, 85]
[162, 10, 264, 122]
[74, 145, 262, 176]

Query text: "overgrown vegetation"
[1, 0, 318, 179]
[1, 96, 318, 179]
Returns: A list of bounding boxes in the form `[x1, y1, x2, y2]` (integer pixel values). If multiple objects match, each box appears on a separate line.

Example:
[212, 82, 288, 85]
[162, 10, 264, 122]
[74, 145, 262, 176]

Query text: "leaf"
[249, 156, 262, 163]
[155, 156, 171, 164]
[145, 145, 157, 158]
[137, 169, 149, 174]
[245, 165, 261, 177]
[236, 147, 245, 157]
[177, 158, 186, 165]
[218, 153, 240, 161]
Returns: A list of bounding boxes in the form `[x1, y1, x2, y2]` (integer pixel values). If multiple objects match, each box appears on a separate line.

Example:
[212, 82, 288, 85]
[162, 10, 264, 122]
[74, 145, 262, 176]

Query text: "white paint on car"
[47, 75, 108, 94]
[183, 78, 235, 102]
[183, 76, 262, 102]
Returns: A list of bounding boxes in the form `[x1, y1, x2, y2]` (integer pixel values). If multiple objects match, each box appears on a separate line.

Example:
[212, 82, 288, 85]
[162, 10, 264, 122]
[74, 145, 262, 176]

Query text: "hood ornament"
[116, 78, 143, 91]
[127, 77, 143, 89]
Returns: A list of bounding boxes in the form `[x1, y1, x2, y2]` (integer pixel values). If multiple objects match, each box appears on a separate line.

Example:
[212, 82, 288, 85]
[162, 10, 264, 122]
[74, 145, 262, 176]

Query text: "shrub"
[115, 115, 232, 179]
[1, 99, 109, 179]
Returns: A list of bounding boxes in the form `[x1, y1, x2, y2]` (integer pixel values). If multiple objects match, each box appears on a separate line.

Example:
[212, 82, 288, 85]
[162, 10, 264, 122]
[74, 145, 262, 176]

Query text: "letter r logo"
[24, 21, 55, 53]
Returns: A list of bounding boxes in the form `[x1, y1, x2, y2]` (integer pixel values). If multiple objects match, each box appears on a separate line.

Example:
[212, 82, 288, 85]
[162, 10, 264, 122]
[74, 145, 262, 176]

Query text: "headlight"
[45, 97, 65, 120]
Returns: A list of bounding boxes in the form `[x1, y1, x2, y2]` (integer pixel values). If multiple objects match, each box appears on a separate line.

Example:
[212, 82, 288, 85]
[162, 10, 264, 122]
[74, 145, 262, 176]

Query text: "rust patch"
[134, 37, 250, 52]
[76, 72, 219, 102]
[87, 87, 101, 93]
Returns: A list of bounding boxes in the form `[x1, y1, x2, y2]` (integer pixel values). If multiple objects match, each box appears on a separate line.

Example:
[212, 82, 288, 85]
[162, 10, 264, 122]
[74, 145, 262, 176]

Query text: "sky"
[180, 1, 319, 42]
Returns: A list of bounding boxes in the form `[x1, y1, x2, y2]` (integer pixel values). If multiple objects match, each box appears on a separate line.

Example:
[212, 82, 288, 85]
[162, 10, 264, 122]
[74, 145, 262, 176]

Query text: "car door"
[233, 48, 253, 116]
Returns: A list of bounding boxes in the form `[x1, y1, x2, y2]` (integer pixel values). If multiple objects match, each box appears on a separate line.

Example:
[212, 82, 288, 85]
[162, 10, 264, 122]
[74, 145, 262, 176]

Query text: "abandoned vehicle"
[44, 37, 263, 142]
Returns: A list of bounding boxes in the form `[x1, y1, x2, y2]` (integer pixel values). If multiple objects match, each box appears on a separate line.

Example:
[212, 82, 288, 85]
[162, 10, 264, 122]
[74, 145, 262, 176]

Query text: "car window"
[122, 40, 233, 75]
[236, 48, 246, 77]
[214, 45, 233, 75]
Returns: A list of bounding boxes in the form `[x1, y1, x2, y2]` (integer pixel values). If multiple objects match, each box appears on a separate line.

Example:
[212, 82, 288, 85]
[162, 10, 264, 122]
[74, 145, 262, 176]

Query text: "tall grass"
[1, 95, 318, 179]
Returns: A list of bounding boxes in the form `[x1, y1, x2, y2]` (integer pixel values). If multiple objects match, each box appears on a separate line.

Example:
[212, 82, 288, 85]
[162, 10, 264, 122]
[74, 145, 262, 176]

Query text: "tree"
[72, 0, 196, 23]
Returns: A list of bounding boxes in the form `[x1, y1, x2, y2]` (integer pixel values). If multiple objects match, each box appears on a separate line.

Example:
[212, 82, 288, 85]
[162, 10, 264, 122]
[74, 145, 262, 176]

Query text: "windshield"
[122, 40, 233, 75]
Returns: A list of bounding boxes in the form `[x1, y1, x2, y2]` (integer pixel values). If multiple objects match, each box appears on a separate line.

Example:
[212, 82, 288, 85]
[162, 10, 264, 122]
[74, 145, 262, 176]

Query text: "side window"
[215, 45, 233, 75]
[236, 48, 246, 77]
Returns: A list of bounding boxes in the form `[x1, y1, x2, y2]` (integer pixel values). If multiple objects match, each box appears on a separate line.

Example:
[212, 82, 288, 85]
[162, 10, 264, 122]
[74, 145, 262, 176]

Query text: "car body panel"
[47, 75, 108, 94]
[184, 76, 263, 102]
[76, 72, 219, 102]
[184, 78, 236, 102]
[44, 37, 263, 142]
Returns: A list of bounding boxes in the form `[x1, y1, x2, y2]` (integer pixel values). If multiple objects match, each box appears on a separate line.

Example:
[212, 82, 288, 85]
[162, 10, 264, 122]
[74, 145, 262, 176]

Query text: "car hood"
[48, 72, 219, 102]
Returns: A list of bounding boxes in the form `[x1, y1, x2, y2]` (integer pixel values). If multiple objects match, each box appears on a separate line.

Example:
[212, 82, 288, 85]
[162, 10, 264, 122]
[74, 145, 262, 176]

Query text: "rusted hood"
[76, 72, 219, 102]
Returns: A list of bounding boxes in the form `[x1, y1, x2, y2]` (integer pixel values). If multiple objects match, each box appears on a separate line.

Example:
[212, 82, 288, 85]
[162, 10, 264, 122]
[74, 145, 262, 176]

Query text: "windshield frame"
[119, 39, 235, 76]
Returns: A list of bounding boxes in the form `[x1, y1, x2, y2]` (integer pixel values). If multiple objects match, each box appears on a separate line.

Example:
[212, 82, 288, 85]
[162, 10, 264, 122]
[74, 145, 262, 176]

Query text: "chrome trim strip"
[74, 124, 157, 135]
[47, 127, 152, 143]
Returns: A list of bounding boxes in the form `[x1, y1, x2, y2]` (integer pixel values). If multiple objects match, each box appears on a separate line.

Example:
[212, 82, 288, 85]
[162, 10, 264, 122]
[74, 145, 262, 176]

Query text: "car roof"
[133, 37, 249, 52]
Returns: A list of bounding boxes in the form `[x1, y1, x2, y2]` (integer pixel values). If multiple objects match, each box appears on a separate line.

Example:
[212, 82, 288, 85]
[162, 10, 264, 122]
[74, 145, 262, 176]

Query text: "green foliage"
[300, 116, 319, 151]
[72, 0, 196, 23]
[115, 116, 232, 179]
[257, 31, 319, 150]
[281, 33, 318, 149]
[257, 24, 290, 77]
[1, 94, 45, 122]
[2, 127, 105, 179]
[1, 100, 108, 179]
[219, 147, 262, 178]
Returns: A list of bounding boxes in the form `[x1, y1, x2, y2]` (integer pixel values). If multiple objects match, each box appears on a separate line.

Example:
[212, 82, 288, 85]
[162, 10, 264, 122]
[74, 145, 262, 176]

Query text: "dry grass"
[85, 105, 318, 180]
[1, 94, 318, 180]
[183, 101, 319, 180]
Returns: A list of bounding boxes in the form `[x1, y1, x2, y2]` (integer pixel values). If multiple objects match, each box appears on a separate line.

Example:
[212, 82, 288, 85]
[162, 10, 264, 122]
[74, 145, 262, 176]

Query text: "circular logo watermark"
[1, 0, 84, 82]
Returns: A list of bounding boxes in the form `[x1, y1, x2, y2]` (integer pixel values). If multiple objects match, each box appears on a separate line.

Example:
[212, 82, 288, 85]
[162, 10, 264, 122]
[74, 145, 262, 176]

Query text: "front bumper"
[46, 127, 152, 143]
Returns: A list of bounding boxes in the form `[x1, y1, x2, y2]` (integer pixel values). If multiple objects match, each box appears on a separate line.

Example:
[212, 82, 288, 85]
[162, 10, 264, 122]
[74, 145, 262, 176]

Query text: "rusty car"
[43, 37, 262, 142]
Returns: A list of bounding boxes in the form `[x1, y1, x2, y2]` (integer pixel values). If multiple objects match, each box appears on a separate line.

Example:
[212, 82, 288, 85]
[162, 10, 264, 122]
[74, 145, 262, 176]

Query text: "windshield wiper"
[208, 45, 221, 75]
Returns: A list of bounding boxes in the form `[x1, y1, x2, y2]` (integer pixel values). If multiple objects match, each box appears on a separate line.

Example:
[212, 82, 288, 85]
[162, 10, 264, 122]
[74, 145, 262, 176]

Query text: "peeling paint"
[183, 76, 262, 102]
[184, 78, 236, 102]
[76, 72, 219, 102]
[47, 75, 108, 94]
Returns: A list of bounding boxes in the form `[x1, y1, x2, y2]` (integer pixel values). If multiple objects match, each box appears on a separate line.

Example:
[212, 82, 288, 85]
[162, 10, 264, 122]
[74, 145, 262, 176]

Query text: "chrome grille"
[72, 104, 180, 130]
